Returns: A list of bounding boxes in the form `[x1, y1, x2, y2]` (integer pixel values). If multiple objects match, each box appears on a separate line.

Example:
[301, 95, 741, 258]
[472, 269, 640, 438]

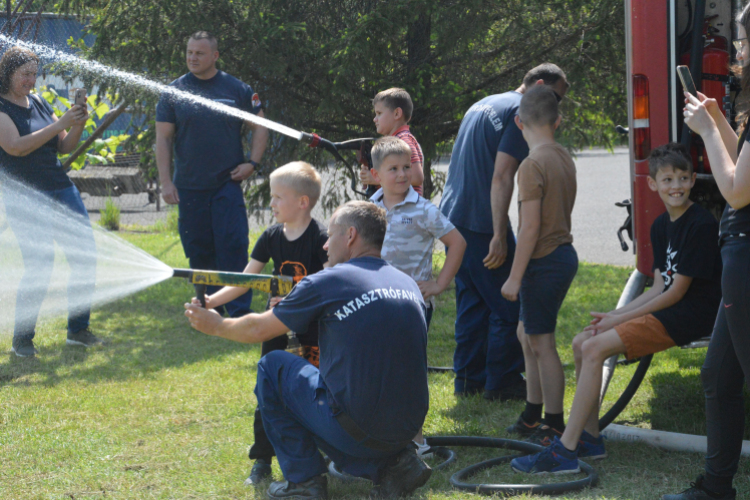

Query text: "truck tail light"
[633, 74, 651, 160]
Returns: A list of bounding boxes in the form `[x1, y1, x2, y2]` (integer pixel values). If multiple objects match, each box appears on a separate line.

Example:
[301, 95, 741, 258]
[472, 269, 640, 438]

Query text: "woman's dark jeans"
[701, 238, 750, 493]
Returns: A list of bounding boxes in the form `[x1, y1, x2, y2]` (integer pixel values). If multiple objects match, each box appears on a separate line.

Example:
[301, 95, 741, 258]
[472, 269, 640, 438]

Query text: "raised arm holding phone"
[0, 46, 100, 358]
[666, 7, 750, 499]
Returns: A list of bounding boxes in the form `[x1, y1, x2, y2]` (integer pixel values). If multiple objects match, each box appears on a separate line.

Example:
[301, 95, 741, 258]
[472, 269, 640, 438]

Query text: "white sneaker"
[414, 440, 433, 460]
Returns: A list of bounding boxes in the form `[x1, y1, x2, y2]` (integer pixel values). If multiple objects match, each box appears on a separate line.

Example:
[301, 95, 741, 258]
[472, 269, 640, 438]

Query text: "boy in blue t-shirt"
[511, 143, 722, 475]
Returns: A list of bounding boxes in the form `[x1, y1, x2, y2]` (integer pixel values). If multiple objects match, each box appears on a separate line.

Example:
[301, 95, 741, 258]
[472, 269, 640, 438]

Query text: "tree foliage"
[39, 86, 129, 170]
[58, 0, 626, 201]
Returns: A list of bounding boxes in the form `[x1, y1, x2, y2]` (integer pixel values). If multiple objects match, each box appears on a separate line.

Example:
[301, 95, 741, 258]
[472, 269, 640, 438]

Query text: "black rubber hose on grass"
[598, 354, 653, 430]
[327, 447, 458, 482]
[426, 436, 599, 496]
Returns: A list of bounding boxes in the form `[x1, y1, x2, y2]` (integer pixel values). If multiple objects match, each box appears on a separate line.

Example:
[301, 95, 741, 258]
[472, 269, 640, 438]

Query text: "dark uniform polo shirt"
[156, 70, 261, 190]
[272, 256, 429, 443]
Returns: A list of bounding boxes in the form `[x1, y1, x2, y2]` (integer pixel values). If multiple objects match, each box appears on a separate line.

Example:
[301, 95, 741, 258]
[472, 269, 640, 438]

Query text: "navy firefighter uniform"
[256, 256, 429, 483]
[156, 70, 262, 317]
[439, 91, 529, 395]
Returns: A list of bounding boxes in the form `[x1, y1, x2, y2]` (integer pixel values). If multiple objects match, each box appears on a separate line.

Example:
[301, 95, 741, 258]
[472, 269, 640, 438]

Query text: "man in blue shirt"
[156, 31, 268, 318]
[439, 63, 569, 401]
[184, 201, 432, 500]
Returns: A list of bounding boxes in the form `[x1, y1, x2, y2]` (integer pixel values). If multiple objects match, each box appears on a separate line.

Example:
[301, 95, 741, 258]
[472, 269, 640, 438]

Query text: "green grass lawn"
[1, 228, 749, 499]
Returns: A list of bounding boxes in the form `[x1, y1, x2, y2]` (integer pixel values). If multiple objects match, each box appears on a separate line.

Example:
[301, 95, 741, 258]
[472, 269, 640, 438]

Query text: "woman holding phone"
[0, 46, 101, 357]
[668, 4, 750, 500]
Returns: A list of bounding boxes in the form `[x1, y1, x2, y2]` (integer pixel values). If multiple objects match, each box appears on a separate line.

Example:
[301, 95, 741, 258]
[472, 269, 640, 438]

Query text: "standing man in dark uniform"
[184, 201, 432, 500]
[439, 63, 569, 400]
[157, 31, 268, 317]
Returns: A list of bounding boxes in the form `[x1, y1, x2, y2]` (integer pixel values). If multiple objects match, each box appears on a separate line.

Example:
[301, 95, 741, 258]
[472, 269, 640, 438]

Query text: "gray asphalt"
[81, 147, 635, 267]
[564, 147, 634, 267]
[430, 147, 635, 267]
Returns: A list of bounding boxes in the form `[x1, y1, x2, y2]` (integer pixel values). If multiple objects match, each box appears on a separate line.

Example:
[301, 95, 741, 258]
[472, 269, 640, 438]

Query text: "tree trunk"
[406, 8, 435, 199]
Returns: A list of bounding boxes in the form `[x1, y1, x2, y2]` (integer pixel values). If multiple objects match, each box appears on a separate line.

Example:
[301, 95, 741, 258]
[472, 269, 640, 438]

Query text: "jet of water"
[0, 172, 174, 336]
[0, 33, 306, 142]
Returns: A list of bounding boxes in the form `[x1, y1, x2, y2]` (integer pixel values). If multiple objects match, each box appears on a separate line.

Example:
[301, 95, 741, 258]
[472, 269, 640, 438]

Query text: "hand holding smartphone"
[677, 66, 698, 96]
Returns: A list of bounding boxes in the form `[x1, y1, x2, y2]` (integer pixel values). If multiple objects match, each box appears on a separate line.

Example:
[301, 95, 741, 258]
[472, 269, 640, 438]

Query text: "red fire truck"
[601, 0, 740, 428]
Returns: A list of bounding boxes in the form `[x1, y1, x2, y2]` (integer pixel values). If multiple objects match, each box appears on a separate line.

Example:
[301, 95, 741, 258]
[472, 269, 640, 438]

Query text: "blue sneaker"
[511, 437, 580, 475]
[578, 430, 607, 460]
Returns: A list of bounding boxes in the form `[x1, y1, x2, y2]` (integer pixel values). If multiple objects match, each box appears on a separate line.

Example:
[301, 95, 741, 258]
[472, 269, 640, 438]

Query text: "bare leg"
[518, 322, 543, 405]
[572, 330, 594, 381]
[527, 333, 565, 414]
[560, 329, 626, 451]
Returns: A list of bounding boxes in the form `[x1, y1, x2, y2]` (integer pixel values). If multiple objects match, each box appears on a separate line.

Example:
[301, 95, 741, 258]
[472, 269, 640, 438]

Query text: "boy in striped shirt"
[361, 87, 426, 195]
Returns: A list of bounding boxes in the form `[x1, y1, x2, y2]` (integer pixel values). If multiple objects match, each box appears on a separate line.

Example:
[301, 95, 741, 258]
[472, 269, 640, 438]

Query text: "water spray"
[0, 33, 375, 195]
[0, 33, 305, 142]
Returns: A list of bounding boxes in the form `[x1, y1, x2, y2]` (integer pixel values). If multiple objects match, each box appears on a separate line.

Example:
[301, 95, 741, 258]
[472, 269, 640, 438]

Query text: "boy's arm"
[501, 198, 541, 301]
[197, 259, 267, 309]
[608, 279, 664, 315]
[410, 161, 424, 187]
[417, 228, 466, 300]
[485, 152, 520, 269]
[586, 270, 692, 333]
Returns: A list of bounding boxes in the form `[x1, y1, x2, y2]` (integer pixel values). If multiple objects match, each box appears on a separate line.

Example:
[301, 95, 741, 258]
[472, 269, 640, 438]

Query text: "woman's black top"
[718, 122, 750, 241]
[0, 94, 71, 191]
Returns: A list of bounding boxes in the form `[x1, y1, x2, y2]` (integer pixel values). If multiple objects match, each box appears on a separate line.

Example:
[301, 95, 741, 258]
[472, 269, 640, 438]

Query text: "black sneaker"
[484, 379, 527, 402]
[371, 447, 432, 498]
[266, 474, 327, 499]
[506, 414, 542, 438]
[244, 459, 272, 486]
[11, 336, 38, 357]
[526, 424, 564, 447]
[66, 329, 103, 347]
[661, 476, 737, 500]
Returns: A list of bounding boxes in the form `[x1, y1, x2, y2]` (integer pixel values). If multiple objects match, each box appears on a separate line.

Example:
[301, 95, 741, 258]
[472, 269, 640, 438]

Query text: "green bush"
[99, 197, 121, 231]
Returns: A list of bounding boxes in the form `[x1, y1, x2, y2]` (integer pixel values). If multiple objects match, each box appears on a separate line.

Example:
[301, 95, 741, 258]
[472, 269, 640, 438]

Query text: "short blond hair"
[269, 161, 322, 207]
[371, 136, 411, 170]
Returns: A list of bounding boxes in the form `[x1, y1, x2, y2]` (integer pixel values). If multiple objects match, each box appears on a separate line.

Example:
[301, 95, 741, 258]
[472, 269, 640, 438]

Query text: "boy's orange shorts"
[614, 314, 676, 360]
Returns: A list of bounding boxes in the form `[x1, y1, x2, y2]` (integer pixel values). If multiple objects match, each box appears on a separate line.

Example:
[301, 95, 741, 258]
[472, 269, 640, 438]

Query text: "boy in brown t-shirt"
[500, 85, 578, 444]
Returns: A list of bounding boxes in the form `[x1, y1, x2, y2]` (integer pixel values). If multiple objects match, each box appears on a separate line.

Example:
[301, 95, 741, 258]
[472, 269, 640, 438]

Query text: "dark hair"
[735, 5, 750, 132]
[523, 62, 569, 90]
[332, 201, 387, 250]
[0, 47, 39, 94]
[648, 142, 693, 178]
[371, 136, 412, 170]
[188, 31, 218, 52]
[519, 85, 559, 127]
[372, 87, 414, 122]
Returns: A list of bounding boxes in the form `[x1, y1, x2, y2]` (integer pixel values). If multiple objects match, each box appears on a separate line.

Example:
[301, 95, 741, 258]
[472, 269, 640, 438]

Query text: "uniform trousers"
[255, 350, 404, 484]
[177, 181, 251, 317]
[452, 225, 523, 393]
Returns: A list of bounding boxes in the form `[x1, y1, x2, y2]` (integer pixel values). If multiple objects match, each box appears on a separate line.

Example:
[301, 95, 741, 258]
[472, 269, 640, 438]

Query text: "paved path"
[430, 147, 634, 267]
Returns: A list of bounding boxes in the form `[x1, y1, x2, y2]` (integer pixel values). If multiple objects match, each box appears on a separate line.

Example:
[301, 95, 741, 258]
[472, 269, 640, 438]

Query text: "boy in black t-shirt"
[512, 143, 722, 475]
[200, 161, 328, 486]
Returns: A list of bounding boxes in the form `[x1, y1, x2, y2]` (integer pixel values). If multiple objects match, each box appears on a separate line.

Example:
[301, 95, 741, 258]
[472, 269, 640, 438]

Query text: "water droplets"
[0, 172, 173, 336]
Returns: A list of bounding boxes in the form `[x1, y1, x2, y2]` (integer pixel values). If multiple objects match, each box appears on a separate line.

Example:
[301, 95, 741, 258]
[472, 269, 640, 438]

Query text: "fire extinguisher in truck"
[620, 0, 739, 277]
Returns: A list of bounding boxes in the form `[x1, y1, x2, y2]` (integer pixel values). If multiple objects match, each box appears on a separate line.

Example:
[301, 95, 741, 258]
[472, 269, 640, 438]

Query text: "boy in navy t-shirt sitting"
[198, 161, 328, 486]
[512, 143, 722, 474]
